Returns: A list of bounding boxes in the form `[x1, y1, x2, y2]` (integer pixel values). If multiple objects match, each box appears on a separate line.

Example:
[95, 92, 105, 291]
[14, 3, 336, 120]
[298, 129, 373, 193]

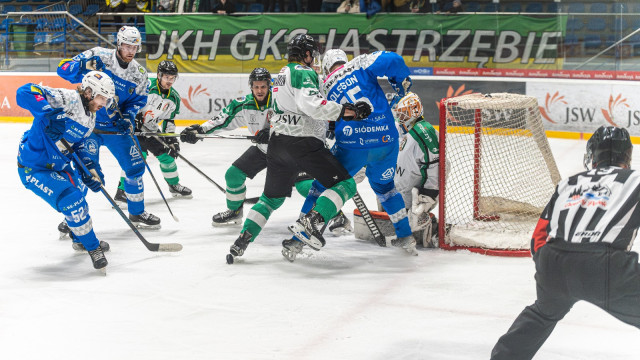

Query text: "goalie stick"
[352, 192, 386, 247]
[150, 135, 260, 204]
[62, 141, 182, 252]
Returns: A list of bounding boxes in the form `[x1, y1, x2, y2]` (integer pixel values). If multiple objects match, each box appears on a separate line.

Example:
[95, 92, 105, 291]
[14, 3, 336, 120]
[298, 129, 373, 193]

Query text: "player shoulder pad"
[236, 96, 246, 102]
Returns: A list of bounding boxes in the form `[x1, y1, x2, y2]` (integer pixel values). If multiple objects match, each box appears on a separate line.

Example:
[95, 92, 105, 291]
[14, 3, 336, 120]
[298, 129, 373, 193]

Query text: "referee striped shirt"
[532, 166, 640, 254]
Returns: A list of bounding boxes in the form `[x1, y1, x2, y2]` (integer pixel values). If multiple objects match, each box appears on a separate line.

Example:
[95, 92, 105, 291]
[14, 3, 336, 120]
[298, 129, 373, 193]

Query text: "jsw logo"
[276, 114, 300, 125]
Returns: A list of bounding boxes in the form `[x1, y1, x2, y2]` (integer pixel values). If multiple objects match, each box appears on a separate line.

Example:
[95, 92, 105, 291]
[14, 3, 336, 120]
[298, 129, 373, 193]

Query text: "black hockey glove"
[165, 136, 180, 158]
[252, 128, 270, 144]
[353, 101, 372, 120]
[340, 101, 372, 121]
[180, 124, 204, 144]
[134, 112, 145, 131]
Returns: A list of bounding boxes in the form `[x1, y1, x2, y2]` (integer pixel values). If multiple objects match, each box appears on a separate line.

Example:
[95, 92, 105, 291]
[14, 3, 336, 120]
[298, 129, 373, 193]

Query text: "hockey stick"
[63, 143, 182, 252]
[352, 192, 386, 247]
[135, 132, 255, 141]
[113, 107, 179, 222]
[150, 135, 260, 205]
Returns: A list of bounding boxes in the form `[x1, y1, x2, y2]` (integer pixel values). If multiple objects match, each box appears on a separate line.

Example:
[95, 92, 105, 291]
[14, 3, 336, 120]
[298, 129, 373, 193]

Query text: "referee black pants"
[491, 242, 640, 360]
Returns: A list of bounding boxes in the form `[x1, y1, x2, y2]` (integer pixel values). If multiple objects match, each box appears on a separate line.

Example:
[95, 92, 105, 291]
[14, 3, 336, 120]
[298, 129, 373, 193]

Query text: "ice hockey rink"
[1, 122, 638, 360]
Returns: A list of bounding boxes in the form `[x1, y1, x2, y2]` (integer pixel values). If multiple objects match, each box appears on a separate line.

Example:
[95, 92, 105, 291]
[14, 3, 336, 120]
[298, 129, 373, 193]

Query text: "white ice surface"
[1, 123, 638, 360]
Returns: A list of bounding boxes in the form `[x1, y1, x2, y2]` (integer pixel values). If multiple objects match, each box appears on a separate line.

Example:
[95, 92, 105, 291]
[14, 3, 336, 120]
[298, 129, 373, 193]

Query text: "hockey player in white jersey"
[57, 26, 161, 230]
[226, 34, 371, 262]
[393, 92, 440, 247]
[114, 59, 192, 207]
[17, 71, 116, 271]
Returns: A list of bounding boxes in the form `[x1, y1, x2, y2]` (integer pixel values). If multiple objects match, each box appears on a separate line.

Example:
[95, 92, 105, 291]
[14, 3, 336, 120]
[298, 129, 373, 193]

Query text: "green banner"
[145, 14, 566, 73]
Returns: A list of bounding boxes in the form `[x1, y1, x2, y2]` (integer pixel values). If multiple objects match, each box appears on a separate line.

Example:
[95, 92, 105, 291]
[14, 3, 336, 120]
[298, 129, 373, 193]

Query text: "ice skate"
[288, 210, 325, 251]
[73, 240, 111, 252]
[327, 210, 353, 235]
[281, 238, 304, 262]
[227, 231, 253, 264]
[391, 235, 418, 256]
[129, 211, 161, 230]
[88, 245, 108, 271]
[212, 207, 243, 227]
[58, 220, 70, 239]
[113, 187, 127, 209]
[168, 183, 193, 198]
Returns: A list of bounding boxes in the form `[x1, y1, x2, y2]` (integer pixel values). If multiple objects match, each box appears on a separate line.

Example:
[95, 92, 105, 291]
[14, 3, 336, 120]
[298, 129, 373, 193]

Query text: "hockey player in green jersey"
[393, 92, 440, 247]
[114, 60, 192, 206]
[180, 67, 316, 226]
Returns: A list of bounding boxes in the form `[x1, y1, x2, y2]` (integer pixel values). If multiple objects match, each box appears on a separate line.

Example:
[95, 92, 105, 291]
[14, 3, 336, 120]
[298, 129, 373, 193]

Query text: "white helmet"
[393, 92, 423, 132]
[82, 71, 116, 100]
[117, 26, 142, 53]
[322, 49, 348, 77]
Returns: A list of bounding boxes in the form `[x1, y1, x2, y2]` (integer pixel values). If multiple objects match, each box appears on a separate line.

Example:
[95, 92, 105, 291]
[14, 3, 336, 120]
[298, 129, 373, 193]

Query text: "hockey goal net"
[438, 93, 561, 257]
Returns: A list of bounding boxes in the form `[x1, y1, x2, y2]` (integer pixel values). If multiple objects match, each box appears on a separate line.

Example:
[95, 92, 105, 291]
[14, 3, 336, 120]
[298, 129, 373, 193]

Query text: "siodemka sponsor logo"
[434, 68, 457, 75]
[616, 72, 635, 80]
[482, 70, 502, 76]
[505, 70, 526, 77]
[571, 72, 592, 79]
[355, 125, 389, 134]
[458, 69, 480, 76]
[529, 71, 549, 78]
[594, 72, 614, 79]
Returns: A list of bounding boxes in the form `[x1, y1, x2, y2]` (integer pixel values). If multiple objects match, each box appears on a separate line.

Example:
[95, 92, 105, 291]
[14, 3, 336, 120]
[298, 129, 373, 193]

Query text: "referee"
[491, 126, 640, 359]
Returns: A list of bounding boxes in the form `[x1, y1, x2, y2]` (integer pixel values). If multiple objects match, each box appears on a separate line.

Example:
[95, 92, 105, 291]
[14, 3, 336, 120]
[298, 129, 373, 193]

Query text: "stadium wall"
[2, 72, 640, 140]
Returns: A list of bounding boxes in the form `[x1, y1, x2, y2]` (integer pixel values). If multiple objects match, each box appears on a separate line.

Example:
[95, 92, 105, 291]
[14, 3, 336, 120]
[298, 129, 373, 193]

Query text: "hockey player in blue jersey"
[282, 49, 415, 261]
[16, 71, 115, 271]
[57, 25, 161, 229]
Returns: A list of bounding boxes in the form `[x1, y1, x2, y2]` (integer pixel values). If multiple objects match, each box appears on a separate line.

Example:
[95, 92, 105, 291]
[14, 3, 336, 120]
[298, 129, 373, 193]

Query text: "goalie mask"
[322, 49, 348, 77]
[584, 126, 632, 169]
[393, 92, 423, 134]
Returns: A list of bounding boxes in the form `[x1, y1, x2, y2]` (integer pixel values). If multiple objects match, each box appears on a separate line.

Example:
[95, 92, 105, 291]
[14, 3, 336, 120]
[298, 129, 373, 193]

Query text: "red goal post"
[437, 93, 561, 257]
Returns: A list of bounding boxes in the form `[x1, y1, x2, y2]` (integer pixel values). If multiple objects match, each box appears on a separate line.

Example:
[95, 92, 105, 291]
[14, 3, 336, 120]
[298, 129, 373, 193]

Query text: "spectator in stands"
[106, 0, 128, 25]
[136, 0, 152, 12]
[157, 0, 176, 12]
[360, 0, 382, 17]
[181, 0, 215, 11]
[438, 0, 463, 13]
[322, 0, 342, 12]
[263, 0, 285, 12]
[212, 0, 236, 13]
[307, 0, 322, 12]
[288, 0, 304, 12]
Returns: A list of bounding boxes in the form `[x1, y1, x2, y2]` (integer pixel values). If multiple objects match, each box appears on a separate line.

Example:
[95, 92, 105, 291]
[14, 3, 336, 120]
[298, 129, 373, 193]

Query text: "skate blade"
[288, 225, 323, 251]
[281, 248, 297, 262]
[330, 227, 353, 236]
[97, 267, 107, 275]
[59, 232, 70, 240]
[211, 221, 242, 228]
[112, 202, 128, 210]
[132, 223, 162, 230]
[171, 193, 194, 199]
